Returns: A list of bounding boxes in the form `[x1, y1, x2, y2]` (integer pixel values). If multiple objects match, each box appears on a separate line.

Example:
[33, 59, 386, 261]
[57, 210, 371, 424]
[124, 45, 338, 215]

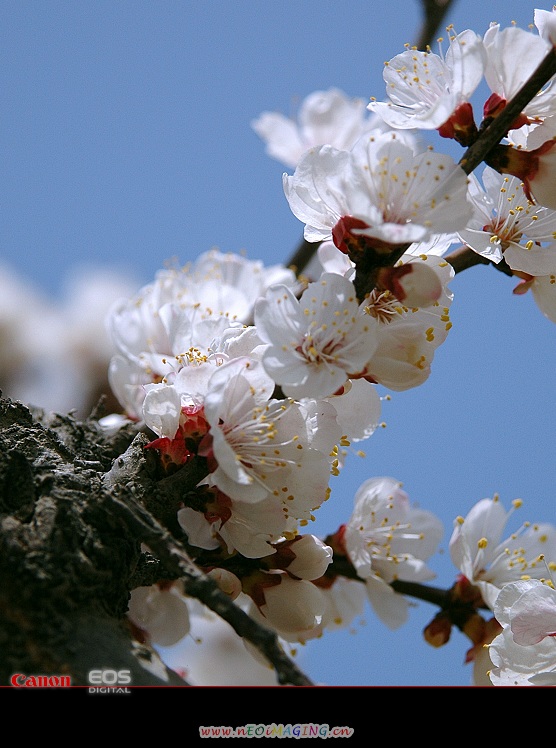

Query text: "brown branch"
[287, 237, 321, 277]
[103, 433, 315, 686]
[459, 46, 556, 176]
[325, 553, 490, 643]
[0, 396, 313, 688]
[117, 508, 314, 687]
[325, 552, 449, 606]
[0, 397, 189, 687]
[414, 0, 458, 52]
[444, 246, 516, 277]
[287, 32, 556, 292]
[444, 245, 490, 274]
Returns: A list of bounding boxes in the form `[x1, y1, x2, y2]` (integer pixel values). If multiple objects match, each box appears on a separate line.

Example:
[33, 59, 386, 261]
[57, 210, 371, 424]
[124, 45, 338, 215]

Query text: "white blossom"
[178, 491, 289, 559]
[255, 273, 379, 399]
[248, 574, 326, 644]
[488, 579, 556, 686]
[501, 578, 556, 646]
[535, 7, 556, 47]
[323, 378, 382, 443]
[483, 23, 555, 134]
[213, 494, 292, 559]
[458, 167, 556, 275]
[362, 255, 454, 391]
[300, 246, 455, 393]
[283, 534, 334, 581]
[251, 87, 384, 168]
[203, 357, 331, 514]
[449, 494, 556, 610]
[283, 132, 471, 249]
[367, 29, 486, 130]
[127, 583, 191, 648]
[528, 273, 556, 323]
[344, 477, 443, 629]
[206, 568, 243, 601]
[319, 577, 366, 632]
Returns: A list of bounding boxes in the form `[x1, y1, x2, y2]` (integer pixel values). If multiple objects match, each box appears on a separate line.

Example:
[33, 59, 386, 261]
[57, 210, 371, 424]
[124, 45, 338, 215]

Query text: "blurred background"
[1, 0, 554, 686]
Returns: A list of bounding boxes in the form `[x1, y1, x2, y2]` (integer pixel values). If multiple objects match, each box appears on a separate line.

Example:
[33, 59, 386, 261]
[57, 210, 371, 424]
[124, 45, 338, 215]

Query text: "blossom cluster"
[102, 7, 556, 685]
[256, 12, 556, 320]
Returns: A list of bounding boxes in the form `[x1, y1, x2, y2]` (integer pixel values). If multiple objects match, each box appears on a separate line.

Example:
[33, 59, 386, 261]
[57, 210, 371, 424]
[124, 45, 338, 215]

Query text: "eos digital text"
[87, 668, 132, 694]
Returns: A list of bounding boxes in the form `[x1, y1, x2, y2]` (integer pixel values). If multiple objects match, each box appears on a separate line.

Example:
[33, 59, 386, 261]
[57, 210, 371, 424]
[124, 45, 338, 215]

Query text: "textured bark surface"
[0, 395, 188, 686]
[0, 394, 313, 687]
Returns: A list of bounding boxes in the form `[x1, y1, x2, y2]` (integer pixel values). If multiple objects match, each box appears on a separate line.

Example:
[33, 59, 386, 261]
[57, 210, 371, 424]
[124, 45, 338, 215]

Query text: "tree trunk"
[0, 395, 188, 686]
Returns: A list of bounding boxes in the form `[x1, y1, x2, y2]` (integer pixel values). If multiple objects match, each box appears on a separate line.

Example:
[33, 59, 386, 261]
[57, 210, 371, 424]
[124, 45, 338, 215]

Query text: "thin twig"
[444, 245, 490, 274]
[287, 237, 320, 277]
[107, 485, 314, 686]
[444, 246, 515, 277]
[459, 47, 556, 176]
[414, 0, 457, 52]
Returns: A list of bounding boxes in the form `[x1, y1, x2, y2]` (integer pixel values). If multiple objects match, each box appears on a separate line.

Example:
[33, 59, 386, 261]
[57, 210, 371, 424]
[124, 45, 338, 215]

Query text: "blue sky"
[2, 1, 555, 687]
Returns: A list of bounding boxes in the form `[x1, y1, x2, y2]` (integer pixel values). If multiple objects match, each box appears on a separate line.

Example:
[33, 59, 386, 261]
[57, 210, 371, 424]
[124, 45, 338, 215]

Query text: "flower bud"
[255, 574, 325, 642]
[423, 611, 452, 648]
[437, 101, 478, 146]
[376, 262, 442, 308]
[207, 568, 242, 600]
[127, 584, 191, 647]
[280, 535, 333, 580]
[364, 317, 433, 391]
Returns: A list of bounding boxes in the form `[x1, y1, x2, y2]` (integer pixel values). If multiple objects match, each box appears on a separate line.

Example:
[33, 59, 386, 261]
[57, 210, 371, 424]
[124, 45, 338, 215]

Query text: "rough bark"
[0, 394, 312, 687]
[0, 395, 186, 685]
